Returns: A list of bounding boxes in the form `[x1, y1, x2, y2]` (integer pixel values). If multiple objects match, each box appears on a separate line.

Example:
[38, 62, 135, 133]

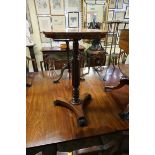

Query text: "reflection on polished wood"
[103, 65, 129, 120]
[27, 68, 128, 153]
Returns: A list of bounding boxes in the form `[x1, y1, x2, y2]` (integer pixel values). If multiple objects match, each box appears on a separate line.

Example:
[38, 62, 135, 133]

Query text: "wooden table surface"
[43, 29, 107, 40]
[41, 45, 85, 53]
[26, 67, 128, 151]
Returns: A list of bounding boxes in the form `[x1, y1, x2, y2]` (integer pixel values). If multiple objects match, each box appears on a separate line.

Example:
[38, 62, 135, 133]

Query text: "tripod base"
[53, 64, 68, 83]
[53, 62, 85, 83]
[54, 93, 92, 127]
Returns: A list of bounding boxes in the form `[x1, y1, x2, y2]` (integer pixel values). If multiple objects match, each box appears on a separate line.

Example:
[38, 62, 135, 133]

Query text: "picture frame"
[85, 0, 96, 5]
[50, 0, 64, 15]
[96, 0, 105, 5]
[124, 0, 129, 4]
[52, 16, 66, 31]
[38, 16, 52, 32]
[40, 32, 51, 43]
[68, 12, 79, 28]
[108, 10, 114, 21]
[34, 0, 50, 15]
[65, 0, 81, 12]
[125, 6, 129, 19]
[117, 0, 123, 9]
[109, 0, 116, 9]
[115, 11, 125, 21]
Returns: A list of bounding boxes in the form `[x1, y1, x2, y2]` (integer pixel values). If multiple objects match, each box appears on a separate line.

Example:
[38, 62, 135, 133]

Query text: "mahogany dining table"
[26, 67, 129, 155]
[27, 29, 128, 155]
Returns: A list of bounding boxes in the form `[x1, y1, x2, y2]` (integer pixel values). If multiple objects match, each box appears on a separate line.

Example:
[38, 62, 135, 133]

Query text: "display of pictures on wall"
[65, 0, 81, 12]
[125, 6, 129, 18]
[96, 0, 105, 5]
[117, 0, 123, 9]
[124, 0, 129, 4]
[50, 0, 64, 15]
[109, 0, 116, 9]
[107, 33, 117, 45]
[35, 0, 50, 14]
[52, 16, 66, 31]
[108, 10, 114, 21]
[68, 12, 79, 28]
[115, 11, 125, 21]
[85, 0, 96, 5]
[40, 32, 51, 43]
[38, 16, 52, 32]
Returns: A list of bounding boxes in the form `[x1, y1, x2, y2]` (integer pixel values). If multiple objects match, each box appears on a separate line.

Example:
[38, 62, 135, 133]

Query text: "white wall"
[26, 0, 128, 72]
[27, 0, 43, 72]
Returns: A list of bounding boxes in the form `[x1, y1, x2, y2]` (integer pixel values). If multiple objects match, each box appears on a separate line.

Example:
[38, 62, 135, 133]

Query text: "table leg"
[53, 40, 71, 83]
[72, 39, 80, 104]
[53, 63, 69, 83]
[28, 46, 38, 72]
[66, 40, 71, 75]
[53, 39, 92, 127]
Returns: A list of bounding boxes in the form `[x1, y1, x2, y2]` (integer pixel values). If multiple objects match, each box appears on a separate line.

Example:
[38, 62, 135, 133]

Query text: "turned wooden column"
[72, 39, 80, 104]
[66, 40, 71, 74]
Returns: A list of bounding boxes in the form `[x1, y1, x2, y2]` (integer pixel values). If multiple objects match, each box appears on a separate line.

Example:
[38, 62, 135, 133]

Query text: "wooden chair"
[40, 55, 61, 79]
[105, 29, 129, 120]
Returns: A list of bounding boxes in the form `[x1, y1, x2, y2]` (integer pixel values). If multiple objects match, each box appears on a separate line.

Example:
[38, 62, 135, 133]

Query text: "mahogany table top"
[43, 29, 107, 40]
[26, 67, 128, 149]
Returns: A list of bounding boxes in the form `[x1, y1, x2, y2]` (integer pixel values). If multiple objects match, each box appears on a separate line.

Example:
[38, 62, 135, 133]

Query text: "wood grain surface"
[26, 67, 128, 149]
[43, 30, 107, 40]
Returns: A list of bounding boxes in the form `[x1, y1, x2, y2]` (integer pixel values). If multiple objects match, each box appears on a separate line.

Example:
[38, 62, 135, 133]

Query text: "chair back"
[119, 29, 129, 54]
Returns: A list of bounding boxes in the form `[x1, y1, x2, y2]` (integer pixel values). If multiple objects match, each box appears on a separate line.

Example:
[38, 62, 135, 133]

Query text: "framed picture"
[68, 12, 79, 28]
[52, 16, 66, 31]
[117, 0, 123, 9]
[85, 0, 96, 5]
[115, 11, 125, 21]
[124, 0, 129, 4]
[125, 6, 129, 18]
[50, 0, 64, 15]
[109, 0, 116, 9]
[40, 32, 51, 43]
[108, 10, 114, 21]
[34, 0, 50, 14]
[96, 0, 105, 5]
[65, 0, 81, 12]
[38, 16, 52, 32]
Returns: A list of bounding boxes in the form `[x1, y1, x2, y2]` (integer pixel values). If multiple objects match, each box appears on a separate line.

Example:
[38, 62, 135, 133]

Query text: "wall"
[27, 0, 43, 72]
[26, 0, 129, 72]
